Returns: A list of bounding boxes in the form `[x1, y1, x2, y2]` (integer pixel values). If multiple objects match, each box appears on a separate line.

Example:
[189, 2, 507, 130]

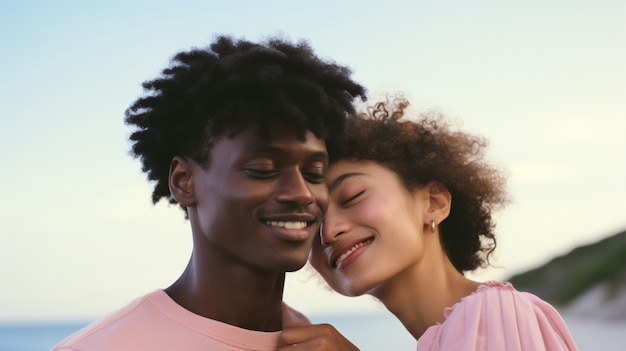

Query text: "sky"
[1, 0, 625, 322]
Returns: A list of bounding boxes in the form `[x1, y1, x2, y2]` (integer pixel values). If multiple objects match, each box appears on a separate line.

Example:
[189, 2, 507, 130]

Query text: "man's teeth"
[266, 221, 307, 230]
[335, 240, 372, 268]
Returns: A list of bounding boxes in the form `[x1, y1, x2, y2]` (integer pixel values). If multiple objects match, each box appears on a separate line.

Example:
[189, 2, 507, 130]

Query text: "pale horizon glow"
[1, 0, 625, 322]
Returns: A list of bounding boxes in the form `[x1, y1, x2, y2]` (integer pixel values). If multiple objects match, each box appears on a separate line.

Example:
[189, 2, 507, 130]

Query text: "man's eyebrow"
[329, 172, 367, 192]
[241, 145, 282, 154]
[242, 145, 329, 161]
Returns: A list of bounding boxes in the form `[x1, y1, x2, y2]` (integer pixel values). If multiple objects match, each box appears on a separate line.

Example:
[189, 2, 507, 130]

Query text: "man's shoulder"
[49, 291, 159, 351]
[51, 291, 294, 351]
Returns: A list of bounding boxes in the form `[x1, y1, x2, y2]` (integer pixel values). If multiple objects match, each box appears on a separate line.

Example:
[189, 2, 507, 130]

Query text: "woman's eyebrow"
[328, 172, 367, 192]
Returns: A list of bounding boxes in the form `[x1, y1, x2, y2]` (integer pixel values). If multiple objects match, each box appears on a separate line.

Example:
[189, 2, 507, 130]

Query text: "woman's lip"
[330, 237, 374, 269]
[335, 238, 373, 269]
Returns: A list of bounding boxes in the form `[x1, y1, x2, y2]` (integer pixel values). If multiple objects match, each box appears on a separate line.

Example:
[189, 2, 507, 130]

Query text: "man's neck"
[165, 250, 287, 332]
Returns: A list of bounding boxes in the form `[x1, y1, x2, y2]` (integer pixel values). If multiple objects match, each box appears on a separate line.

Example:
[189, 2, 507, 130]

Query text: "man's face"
[188, 121, 329, 272]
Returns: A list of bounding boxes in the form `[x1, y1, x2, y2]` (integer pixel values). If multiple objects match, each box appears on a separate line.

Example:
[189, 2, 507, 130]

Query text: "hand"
[278, 324, 360, 350]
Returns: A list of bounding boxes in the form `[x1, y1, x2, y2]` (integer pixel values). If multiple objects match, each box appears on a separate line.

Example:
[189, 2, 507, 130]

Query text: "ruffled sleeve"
[417, 281, 578, 351]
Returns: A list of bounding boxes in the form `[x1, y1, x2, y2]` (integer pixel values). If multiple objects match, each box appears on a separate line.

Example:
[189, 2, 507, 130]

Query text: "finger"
[279, 324, 336, 346]
[278, 335, 359, 351]
[279, 324, 359, 350]
[278, 325, 310, 346]
[276, 342, 301, 351]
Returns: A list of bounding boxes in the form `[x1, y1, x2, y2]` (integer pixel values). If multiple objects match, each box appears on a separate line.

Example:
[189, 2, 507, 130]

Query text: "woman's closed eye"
[341, 190, 365, 206]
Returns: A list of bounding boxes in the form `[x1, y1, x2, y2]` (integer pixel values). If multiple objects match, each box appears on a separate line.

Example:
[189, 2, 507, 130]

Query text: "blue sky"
[1, 0, 625, 322]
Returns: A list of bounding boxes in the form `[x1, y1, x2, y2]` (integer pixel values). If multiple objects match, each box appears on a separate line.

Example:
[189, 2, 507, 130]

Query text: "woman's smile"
[331, 237, 374, 269]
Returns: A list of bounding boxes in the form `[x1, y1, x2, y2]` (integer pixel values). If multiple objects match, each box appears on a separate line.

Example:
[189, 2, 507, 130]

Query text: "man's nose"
[275, 168, 315, 206]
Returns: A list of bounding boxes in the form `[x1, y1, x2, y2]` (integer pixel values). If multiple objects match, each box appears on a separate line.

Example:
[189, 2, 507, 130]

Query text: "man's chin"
[283, 258, 309, 272]
[280, 254, 310, 272]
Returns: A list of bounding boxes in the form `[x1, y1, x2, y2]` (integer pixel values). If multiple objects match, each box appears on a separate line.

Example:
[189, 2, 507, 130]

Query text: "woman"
[299, 98, 578, 350]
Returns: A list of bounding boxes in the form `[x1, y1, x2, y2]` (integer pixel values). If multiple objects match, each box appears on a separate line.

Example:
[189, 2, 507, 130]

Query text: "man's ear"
[425, 181, 451, 227]
[169, 156, 196, 207]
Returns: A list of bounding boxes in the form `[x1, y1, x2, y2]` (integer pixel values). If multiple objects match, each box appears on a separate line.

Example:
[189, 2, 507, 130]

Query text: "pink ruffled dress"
[417, 281, 578, 351]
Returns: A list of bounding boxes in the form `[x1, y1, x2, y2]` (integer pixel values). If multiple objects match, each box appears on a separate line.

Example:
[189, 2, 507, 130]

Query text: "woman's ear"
[425, 181, 451, 227]
[169, 156, 196, 207]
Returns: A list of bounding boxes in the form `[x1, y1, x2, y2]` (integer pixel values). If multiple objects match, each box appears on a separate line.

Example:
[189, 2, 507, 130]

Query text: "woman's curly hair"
[330, 97, 509, 273]
[125, 35, 366, 207]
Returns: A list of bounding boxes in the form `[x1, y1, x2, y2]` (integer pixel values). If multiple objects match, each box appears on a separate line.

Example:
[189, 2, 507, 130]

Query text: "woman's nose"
[319, 211, 349, 247]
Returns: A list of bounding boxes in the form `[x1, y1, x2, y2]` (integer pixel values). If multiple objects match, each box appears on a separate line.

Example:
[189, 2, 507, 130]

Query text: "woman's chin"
[335, 281, 375, 297]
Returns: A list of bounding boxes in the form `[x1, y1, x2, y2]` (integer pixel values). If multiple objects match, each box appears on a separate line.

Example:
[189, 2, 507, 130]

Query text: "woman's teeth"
[335, 239, 373, 268]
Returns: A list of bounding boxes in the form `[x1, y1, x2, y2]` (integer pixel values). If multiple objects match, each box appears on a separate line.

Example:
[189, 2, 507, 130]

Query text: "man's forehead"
[224, 120, 320, 144]
[210, 125, 328, 163]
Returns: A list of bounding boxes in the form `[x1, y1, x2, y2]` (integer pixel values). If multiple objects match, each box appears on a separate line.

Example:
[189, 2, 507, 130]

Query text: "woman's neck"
[370, 252, 481, 339]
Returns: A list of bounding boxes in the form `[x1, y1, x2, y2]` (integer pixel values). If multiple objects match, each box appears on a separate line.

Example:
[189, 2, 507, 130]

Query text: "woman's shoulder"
[445, 280, 572, 332]
[444, 280, 549, 317]
[418, 281, 579, 351]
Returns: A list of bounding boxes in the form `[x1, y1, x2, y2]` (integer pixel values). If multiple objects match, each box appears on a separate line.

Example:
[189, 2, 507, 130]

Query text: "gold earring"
[431, 221, 436, 233]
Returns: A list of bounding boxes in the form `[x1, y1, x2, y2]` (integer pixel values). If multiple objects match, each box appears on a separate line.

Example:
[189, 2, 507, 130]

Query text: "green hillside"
[508, 229, 626, 307]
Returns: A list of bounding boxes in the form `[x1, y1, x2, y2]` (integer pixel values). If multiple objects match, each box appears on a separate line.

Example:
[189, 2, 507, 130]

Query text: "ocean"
[0, 313, 623, 351]
[0, 322, 90, 351]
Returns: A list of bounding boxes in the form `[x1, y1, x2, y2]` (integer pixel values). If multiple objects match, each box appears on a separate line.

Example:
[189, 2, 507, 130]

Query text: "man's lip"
[328, 236, 375, 268]
[261, 213, 318, 224]
[261, 213, 320, 242]
[265, 224, 315, 243]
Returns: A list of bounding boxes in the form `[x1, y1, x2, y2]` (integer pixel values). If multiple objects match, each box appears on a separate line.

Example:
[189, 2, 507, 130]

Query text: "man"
[51, 35, 365, 351]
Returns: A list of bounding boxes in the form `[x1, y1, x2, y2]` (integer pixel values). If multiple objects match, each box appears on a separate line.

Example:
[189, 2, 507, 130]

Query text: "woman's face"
[309, 160, 430, 296]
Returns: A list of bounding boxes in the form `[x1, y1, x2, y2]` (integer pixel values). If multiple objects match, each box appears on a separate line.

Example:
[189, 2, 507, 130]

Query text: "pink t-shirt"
[51, 290, 309, 351]
[417, 281, 579, 351]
